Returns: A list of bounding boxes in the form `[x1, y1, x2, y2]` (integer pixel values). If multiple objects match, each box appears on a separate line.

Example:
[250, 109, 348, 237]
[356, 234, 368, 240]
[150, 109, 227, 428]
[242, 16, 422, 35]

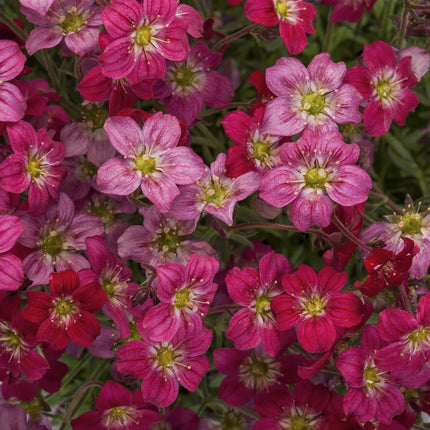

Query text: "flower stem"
[212, 23, 260, 51]
[323, 8, 334, 52]
[370, 184, 403, 213]
[331, 214, 372, 252]
[396, 0, 410, 49]
[0, 9, 27, 41]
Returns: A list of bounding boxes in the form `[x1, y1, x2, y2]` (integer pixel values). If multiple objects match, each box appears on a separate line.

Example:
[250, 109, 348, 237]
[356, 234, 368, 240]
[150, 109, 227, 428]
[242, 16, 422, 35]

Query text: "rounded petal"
[297, 317, 336, 353]
[97, 158, 141, 195]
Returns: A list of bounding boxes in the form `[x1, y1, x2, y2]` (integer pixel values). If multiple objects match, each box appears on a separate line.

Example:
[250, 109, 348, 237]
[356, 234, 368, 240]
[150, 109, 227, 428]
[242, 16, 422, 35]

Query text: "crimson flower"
[358, 237, 417, 297]
[271, 265, 364, 353]
[23, 270, 106, 350]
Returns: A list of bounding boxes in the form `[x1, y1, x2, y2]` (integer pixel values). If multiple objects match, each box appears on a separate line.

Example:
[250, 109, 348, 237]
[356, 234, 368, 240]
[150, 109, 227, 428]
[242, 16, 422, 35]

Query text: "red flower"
[23, 270, 105, 350]
[358, 237, 417, 297]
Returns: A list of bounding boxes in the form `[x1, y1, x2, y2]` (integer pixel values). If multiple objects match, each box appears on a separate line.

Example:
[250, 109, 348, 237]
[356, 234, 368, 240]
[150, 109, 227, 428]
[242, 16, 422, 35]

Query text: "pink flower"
[22, 269, 106, 350]
[262, 53, 361, 136]
[171, 153, 260, 226]
[0, 40, 26, 122]
[222, 106, 287, 178]
[225, 251, 293, 356]
[22, 0, 103, 56]
[116, 327, 212, 407]
[0, 120, 67, 215]
[259, 129, 372, 231]
[141, 254, 219, 341]
[71, 380, 161, 430]
[117, 206, 217, 268]
[18, 192, 104, 286]
[97, 113, 205, 212]
[19, 0, 54, 16]
[153, 42, 234, 126]
[99, 0, 200, 83]
[244, 0, 316, 55]
[335, 325, 405, 425]
[271, 264, 364, 353]
[322, 0, 377, 23]
[345, 41, 420, 136]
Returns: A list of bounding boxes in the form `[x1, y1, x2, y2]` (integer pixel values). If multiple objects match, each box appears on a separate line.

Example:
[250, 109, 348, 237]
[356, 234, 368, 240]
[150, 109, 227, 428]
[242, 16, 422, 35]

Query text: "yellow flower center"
[174, 288, 190, 309]
[41, 231, 64, 256]
[157, 346, 174, 368]
[135, 25, 152, 46]
[255, 294, 271, 316]
[275, 0, 289, 17]
[363, 365, 380, 388]
[60, 9, 84, 33]
[302, 91, 327, 116]
[54, 298, 75, 317]
[174, 66, 195, 88]
[398, 213, 422, 235]
[304, 167, 328, 189]
[408, 327, 429, 344]
[27, 157, 42, 179]
[303, 296, 326, 316]
[135, 154, 157, 175]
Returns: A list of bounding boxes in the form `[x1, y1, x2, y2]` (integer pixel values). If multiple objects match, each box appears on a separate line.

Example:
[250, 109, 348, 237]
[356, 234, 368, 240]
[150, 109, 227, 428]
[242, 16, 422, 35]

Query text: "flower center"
[41, 231, 65, 256]
[304, 167, 328, 189]
[21, 398, 43, 418]
[289, 415, 311, 430]
[27, 157, 43, 179]
[252, 141, 271, 163]
[363, 365, 380, 388]
[135, 153, 157, 175]
[303, 296, 326, 316]
[408, 327, 429, 345]
[219, 411, 246, 430]
[174, 66, 195, 88]
[103, 406, 137, 428]
[60, 9, 84, 33]
[398, 213, 422, 235]
[102, 279, 117, 298]
[275, 0, 290, 17]
[239, 355, 281, 390]
[255, 294, 272, 316]
[135, 25, 152, 46]
[157, 226, 180, 253]
[80, 157, 98, 178]
[89, 200, 114, 226]
[54, 297, 75, 317]
[302, 92, 326, 116]
[83, 105, 109, 130]
[157, 346, 174, 368]
[0, 327, 22, 349]
[174, 288, 190, 309]
[204, 184, 227, 206]
[375, 78, 393, 99]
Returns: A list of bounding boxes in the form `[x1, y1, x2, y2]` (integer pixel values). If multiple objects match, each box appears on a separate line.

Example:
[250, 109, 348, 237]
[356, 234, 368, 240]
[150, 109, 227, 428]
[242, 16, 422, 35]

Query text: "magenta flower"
[18, 192, 104, 286]
[97, 113, 205, 212]
[262, 53, 361, 136]
[153, 41, 234, 126]
[244, 0, 317, 55]
[345, 41, 420, 136]
[322, 0, 377, 23]
[99, 0, 201, 83]
[71, 380, 161, 430]
[0, 40, 26, 122]
[225, 251, 293, 356]
[214, 347, 289, 407]
[335, 325, 405, 425]
[0, 120, 67, 215]
[222, 106, 286, 178]
[360, 209, 430, 279]
[19, 0, 55, 16]
[22, 0, 103, 56]
[117, 205, 217, 268]
[22, 269, 106, 350]
[0, 295, 49, 381]
[271, 264, 364, 353]
[171, 153, 260, 226]
[141, 254, 219, 342]
[116, 327, 212, 407]
[259, 130, 372, 231]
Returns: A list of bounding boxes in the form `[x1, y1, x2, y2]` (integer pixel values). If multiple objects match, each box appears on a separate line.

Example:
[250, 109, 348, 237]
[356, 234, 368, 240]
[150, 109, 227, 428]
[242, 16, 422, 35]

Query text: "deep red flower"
[23, 270, 105, 350]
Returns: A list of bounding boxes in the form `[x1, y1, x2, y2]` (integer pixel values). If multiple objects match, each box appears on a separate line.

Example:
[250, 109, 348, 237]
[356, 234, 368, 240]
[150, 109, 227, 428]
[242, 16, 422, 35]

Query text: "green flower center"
[408, 327, 429, 344]
[135, 25, 151, 46]
[21, 398, 43, 417]
[255, 294, 271, 315]
[219, 411, 246, 430]
[204, 184, 227, 206]
[398, 213, 422, 235]
[102, 279, 116, 298]
[304, 167, 328, 189]
[275, 0, 289, 17]
[174, 288, 190, 309]
[83, 105, 109, 130]
[158, 226, 180, 253]
[375, 79, 392, 99]
[253, 141, 271, 163]
[135, 154, 157, 175]
[174, 66, 195, 88]
[157, 346, 174, 368]
[90, 200, 114, 226]
[54, 298, 75, 317]
[60, 10, 84, 33]
[363, 365, 380, 387]
[1, 329, 22, 348]
[302, 92, 326, 116]
[41, 231, 64, 256]
[249, 359, 269, 378]
[290, 415, 311, 430]
[80, 157, 98, 178]
[303, 296, 326, 316]
[27, 157, 42, 179]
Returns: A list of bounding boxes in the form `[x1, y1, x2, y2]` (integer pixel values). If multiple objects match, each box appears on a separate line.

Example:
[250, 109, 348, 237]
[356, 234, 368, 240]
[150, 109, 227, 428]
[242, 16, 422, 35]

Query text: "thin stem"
[323, 8, 334, 52]
[331, 214, 372, 252]
[230, 221, 333, 241]
[396, 0, 410, 49]
[212, 23, 260, 51]
[382, 0, 396, 39]
[0, 9, 27, 41]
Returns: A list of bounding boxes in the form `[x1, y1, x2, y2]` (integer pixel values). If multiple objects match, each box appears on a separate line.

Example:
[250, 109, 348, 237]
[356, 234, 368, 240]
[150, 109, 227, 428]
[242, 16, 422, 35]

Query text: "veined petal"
[97, 158, 141, 195]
